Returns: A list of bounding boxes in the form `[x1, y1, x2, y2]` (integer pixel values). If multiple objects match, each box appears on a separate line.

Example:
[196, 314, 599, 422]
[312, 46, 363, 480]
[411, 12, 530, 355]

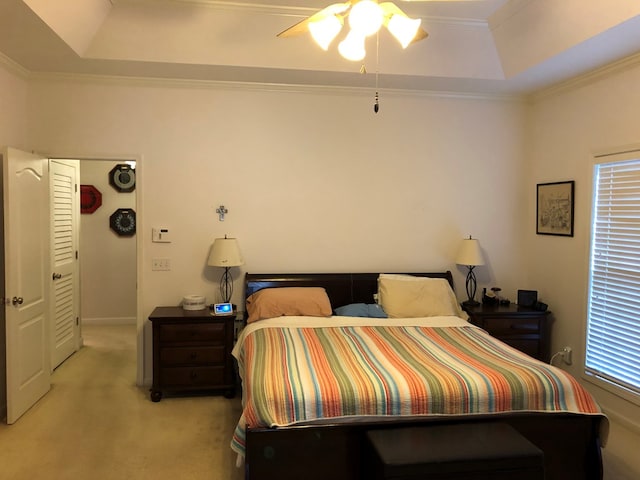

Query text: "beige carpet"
[0, 324, 244, 480]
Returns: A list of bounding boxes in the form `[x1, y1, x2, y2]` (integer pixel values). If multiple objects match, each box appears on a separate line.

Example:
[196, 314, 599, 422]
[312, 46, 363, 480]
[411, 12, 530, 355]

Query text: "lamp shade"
[309, 14, 343, 50]
[349, 0, 383, 37]
[455, 237, 485, 267]
[338, 30, 366, 61]
[387, 14, 421, 48]
[208, 237, 244, 267]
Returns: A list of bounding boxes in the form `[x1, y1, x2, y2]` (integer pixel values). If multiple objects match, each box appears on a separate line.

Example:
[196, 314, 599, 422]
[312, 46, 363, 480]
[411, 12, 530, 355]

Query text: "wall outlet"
[152, 258, 171, 271]
[562, 346, 572, 365]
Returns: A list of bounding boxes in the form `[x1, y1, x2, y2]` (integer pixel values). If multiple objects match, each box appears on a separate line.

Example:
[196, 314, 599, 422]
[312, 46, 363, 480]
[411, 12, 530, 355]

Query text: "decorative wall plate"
[109, 164, 136, 192]
[80, 185, 102, 214]
[110, 208, 136, 236]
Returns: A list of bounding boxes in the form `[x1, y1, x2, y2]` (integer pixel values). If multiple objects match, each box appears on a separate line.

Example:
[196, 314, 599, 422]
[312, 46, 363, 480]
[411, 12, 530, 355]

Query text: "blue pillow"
[334, 303, 387, 318]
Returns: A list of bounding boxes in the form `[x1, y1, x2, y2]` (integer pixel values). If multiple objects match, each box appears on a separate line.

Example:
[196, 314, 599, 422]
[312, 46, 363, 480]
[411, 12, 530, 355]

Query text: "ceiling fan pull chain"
[374, 31, 380, 113]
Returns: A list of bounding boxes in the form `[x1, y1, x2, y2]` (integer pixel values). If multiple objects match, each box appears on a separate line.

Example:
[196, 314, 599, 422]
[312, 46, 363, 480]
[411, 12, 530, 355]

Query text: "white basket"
[182, 295, 206, 310]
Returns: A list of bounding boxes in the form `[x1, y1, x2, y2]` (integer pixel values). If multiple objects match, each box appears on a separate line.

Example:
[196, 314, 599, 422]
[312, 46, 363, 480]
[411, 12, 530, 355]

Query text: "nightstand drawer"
[462, 304, 551, 362]
[501, 339, 540, 358]
[159, 322, 225, 343]
[160, 346, 225, 366]
[161, 366, 225, 387]
[482, 317, 539, 334]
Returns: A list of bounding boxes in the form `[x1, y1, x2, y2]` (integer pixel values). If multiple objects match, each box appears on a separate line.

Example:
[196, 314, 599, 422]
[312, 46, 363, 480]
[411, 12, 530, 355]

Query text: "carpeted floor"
[0, 324, 244, 480]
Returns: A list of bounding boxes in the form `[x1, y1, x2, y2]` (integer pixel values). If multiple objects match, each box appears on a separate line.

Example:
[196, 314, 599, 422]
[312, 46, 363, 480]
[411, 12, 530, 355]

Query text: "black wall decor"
[110, 208, 136, 236]
[109, 164, 136, 192]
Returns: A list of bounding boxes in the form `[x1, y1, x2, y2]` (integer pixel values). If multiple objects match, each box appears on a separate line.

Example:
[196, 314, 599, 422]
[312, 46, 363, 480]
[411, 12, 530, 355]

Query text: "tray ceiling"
[1, 0, 640, 95]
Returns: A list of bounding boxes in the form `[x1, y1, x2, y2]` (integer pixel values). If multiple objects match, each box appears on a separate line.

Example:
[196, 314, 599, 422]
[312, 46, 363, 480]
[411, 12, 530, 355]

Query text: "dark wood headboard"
[244, 272, 454, 310]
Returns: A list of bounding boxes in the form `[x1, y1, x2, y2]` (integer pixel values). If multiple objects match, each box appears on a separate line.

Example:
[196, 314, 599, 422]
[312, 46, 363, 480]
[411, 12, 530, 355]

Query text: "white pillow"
[377, 274, 464, 319]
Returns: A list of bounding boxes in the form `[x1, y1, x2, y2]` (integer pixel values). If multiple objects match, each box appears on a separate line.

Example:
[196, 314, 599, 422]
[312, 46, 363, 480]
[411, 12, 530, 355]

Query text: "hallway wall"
[79, 159, 136, 324]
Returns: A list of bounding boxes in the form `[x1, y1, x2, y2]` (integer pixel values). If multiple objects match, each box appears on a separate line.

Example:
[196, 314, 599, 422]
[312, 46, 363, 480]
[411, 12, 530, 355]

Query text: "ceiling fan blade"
[277, 2, 352, 38]
[277, 17, 314, 38]
[413, 27, 428, 42]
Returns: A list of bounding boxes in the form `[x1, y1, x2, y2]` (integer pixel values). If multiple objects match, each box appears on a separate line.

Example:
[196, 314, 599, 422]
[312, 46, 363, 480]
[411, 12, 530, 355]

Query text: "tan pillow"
[378, 274, 463, 318]
[246, 287, 332, 323]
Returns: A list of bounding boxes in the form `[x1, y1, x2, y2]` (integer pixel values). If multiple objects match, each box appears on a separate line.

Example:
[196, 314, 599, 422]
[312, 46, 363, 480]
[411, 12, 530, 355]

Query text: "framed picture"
[537, 181, 574, 236]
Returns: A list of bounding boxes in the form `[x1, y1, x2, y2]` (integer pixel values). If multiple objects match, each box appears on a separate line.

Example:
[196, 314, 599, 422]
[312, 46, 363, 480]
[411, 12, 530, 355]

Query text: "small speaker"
[517, 290, 538, 307]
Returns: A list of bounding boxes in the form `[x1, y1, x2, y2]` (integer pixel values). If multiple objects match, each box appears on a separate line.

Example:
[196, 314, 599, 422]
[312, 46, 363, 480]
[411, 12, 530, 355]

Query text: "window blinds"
[586, 157, 640, 396]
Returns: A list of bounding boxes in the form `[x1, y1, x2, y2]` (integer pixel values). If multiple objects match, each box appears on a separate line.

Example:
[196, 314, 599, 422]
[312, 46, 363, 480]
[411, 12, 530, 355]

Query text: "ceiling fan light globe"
[387, 15, 421, 48]
[338, 30, 366, 61]
[309, 15, 343, 50]
[349, 0, 384, 37]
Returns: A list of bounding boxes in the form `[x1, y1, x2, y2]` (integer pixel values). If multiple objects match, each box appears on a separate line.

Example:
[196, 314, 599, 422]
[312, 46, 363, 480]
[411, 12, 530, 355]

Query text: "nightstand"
[462, 303, 551, 362]
[148, 306, 236, 402]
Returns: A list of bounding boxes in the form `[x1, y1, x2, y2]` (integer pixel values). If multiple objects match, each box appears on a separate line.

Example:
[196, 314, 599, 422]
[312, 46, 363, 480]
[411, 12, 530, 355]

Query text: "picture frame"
[536, 181, 574, 236]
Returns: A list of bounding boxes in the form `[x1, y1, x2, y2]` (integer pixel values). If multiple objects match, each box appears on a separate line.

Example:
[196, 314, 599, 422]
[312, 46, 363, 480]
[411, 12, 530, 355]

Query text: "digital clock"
[213, 302, 234, 316]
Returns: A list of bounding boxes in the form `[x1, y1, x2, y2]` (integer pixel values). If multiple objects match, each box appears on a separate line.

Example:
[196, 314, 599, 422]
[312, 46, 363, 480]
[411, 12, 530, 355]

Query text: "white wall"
[79, 159, 136, 324]
[24, 78, 529, 381]
[0, 59, 28, 149]
[528, 65, 640, 479]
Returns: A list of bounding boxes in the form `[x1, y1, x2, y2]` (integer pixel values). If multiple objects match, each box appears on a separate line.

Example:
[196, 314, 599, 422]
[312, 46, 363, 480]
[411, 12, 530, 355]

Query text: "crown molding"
[116, 0, 488, 27]
[0, 52, 30, 79]
[28, 70, 522, 103]
[530, 51, 640, 102]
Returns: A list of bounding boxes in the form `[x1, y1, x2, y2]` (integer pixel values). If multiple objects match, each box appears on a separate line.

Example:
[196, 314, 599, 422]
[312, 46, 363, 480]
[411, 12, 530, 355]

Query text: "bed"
[231, 272, 607, 480]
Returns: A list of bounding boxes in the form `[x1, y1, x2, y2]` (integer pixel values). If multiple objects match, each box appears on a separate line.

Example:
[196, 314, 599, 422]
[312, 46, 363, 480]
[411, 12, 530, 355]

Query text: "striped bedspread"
[231, 316, 605, 457]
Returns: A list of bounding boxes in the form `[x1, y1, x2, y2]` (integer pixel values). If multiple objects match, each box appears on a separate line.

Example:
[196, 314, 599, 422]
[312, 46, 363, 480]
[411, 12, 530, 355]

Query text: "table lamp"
[455, 236, 485, 307]
[207, 236, 244, 303]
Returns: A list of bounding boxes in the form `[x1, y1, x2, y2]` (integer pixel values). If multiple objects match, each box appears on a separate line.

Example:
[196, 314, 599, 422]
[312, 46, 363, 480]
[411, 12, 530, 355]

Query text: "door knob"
[12, 297, 23, 306]
[52, 273, 62, 280]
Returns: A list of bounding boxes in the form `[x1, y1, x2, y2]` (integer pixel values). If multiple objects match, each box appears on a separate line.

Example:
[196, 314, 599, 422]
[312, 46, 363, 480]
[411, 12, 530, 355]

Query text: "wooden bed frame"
[240, 272, 605, 480]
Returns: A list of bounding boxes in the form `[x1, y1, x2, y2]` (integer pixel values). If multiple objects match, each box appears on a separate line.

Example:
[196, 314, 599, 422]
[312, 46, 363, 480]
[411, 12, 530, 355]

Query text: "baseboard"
[82, 317, 136, 326]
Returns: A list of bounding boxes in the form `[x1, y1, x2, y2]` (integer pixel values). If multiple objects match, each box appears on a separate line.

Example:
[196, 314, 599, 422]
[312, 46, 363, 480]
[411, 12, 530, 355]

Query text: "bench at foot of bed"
[364, 422, 544, 480]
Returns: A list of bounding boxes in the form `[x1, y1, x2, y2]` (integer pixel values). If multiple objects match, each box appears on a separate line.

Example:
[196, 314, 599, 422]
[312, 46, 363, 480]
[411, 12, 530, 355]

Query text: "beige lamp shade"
[208, 237, 244, 267]
[455, 237, 485, 267]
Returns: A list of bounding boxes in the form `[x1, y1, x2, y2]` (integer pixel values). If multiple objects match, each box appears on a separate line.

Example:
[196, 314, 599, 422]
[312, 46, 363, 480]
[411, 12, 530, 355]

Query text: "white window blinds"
[586, 155, 640, 397]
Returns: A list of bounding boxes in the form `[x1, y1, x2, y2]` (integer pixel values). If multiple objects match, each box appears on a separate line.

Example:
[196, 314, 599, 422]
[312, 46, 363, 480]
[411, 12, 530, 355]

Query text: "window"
[586, 150, 640, 403]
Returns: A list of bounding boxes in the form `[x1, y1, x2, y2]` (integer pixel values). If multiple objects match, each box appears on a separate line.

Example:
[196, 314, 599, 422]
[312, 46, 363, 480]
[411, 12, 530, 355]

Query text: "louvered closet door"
[49, 159, 80, 370]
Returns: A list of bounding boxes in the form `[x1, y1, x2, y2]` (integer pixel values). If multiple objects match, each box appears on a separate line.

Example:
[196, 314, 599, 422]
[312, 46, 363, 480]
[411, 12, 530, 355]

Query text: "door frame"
[48, 152, 143, 385]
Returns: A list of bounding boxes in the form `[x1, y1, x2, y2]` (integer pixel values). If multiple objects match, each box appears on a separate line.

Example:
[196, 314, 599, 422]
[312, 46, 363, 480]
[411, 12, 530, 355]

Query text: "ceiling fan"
[277, 0, 482, 61]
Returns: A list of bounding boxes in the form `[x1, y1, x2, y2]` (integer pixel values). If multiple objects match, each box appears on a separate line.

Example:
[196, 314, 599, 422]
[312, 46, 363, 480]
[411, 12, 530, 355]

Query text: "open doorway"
[78, 159, 137, 334]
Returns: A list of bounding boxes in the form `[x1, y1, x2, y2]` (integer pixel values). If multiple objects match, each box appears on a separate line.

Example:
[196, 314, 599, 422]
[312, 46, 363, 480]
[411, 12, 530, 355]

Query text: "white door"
[49, 159, 80, 369]
[3, 147, 51, 424]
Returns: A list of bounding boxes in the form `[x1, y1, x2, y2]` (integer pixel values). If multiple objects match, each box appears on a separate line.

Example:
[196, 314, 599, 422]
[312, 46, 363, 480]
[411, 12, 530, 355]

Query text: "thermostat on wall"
[213, 302, 234, 316]
[152, 227, 171, 243]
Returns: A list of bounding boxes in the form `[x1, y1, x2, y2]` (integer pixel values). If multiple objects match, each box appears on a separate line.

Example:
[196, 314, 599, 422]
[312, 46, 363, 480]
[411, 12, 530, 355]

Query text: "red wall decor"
[80, 185, 102, 214]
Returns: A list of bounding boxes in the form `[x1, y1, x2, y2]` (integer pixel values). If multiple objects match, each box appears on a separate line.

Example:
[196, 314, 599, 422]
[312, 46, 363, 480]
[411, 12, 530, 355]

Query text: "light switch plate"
[152, 227, 171, 243]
